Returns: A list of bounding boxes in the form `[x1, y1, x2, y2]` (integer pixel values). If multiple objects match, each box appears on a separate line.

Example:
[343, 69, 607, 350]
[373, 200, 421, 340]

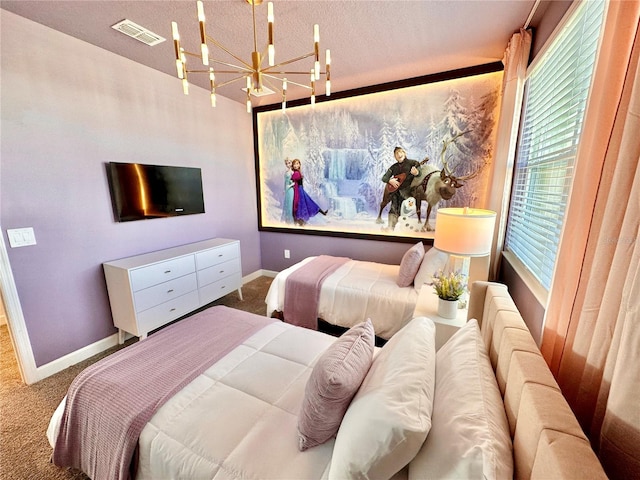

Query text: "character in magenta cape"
[291, 158, 327, 226]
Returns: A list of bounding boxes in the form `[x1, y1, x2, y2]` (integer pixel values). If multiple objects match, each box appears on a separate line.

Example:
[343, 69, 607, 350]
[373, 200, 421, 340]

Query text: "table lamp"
[433, 207, 497, 291]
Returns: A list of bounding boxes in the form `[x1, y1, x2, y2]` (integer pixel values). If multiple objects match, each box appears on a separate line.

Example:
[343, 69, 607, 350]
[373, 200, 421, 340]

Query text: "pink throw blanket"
[53, 306, 274, 480]
[283, 255, 349, 330]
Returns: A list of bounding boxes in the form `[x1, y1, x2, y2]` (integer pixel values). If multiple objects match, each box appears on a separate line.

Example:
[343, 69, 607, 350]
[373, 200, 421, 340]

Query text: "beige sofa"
[468, 281, 607, 480]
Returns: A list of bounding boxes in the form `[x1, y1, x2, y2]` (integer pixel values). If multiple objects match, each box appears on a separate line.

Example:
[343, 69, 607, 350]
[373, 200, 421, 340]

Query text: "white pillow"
[329, 317, 436, 479]
[413, 247, 449, 291]
[408, 319, 513, 480]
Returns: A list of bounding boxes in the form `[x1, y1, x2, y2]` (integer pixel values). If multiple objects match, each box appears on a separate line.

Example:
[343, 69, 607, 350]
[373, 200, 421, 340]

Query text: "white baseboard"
[258, 269, 278, 278]
[243, 269, 277, 281]
[35, 333, 120, 381]
[34, 269, 274, 382]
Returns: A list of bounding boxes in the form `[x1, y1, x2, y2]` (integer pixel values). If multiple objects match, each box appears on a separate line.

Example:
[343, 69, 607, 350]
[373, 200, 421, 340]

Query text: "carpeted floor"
[0, 275, 273, 480]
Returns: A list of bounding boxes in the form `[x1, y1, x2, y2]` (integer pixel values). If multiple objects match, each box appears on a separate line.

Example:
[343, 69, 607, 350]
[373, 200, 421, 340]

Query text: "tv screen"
[107, 162, 205, 222]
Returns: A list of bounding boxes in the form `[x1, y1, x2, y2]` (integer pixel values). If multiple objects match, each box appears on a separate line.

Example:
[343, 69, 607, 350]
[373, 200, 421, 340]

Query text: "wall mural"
[254, 63, 503, 242]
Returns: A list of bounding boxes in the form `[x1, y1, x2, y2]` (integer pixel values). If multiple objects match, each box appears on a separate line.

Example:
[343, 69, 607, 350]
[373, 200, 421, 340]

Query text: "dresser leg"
[237, 288, 243, 301]
[118, 329, 126, 345]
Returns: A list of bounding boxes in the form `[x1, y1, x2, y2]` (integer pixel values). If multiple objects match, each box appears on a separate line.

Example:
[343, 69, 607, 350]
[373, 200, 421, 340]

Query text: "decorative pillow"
[396, 242, 425, 287]
[408, 319, 513, 480]
[297, 319, 375, 451]
[329, 317, 436, 479]
[413, 247, 449, 291]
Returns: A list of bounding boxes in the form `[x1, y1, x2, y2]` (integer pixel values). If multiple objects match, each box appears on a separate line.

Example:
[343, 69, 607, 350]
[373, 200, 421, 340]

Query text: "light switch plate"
[7, 228, 37, 248]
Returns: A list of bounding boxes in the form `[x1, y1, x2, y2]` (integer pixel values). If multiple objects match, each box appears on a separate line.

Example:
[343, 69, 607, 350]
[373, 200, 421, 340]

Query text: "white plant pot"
[437, 298, 458, 319]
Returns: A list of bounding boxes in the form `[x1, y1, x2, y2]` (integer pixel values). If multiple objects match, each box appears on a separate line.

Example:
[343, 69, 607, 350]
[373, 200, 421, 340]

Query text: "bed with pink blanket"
[266, 256, 424, 339]
[47, 284, 607, 480]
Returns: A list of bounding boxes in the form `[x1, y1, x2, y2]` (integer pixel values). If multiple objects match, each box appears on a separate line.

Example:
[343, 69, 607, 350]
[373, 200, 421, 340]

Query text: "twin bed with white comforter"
[265, 245, 449, 340]
[265, 256, 419, 339]
[48, 281, 608, 480]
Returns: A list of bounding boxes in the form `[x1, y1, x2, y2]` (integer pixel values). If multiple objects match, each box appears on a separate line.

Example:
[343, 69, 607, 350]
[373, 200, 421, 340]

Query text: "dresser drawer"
[137, 290, 200, 334]
[196, 243, 239, 270]
[199, 272, 242, 305]
[197, 259, 241, 288]
[130, 255, 195, 292]
[133, 273, 197, 313]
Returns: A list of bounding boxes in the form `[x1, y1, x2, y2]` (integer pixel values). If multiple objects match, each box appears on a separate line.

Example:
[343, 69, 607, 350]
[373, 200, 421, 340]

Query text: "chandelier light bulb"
[267, 2, 274, 22]
[196, 1, 205, 21]
[201, 43, 209, 66]
[268, 44, 275, 67]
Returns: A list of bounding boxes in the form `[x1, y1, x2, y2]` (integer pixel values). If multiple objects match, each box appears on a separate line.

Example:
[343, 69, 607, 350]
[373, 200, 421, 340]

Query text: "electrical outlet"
[7, 227, 37, 248]
[284, 249, 290, 259]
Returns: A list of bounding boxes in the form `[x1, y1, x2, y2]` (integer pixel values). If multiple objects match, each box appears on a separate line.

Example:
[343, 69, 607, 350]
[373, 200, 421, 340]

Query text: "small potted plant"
[432, 270, 467, 319]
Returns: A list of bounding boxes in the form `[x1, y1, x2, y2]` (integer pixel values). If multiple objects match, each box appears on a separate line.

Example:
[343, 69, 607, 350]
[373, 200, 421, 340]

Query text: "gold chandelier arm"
[181, 49, 203, 59]
[205, 35, 253, 70]
[262, 74, 311, 90]
[210, 75, 248, 90]
[209, 58, 253, 73]
[263, 52, 315, 71]
[251, 0, 259, 53]
[266, 70, 326, 76]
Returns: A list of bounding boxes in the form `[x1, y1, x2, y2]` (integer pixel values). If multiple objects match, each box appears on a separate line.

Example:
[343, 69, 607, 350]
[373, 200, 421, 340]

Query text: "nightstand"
[413, 284, 467, 350]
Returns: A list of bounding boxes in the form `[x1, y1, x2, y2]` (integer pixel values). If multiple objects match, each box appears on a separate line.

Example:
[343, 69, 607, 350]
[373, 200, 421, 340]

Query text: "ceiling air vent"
[111, 19, 166, 46]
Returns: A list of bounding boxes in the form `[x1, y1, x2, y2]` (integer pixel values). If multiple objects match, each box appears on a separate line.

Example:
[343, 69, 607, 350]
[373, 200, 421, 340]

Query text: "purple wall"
[260, 232, 420, 271]
[1, 11, 260, 366]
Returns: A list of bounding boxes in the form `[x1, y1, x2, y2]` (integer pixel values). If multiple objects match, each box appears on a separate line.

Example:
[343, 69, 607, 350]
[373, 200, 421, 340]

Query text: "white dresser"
[103, 238, 243, 343]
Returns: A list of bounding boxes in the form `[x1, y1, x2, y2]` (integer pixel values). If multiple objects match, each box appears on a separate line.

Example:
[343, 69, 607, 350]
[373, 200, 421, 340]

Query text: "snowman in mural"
[394, 197, 421, 233]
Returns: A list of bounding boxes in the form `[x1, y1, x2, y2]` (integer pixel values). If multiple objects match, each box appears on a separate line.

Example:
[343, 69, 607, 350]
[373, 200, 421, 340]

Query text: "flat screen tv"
[107, 162, 205, 222]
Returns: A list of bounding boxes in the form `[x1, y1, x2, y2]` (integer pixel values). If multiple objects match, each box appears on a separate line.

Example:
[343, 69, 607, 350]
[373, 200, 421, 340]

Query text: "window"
[504, 0, 606, 291]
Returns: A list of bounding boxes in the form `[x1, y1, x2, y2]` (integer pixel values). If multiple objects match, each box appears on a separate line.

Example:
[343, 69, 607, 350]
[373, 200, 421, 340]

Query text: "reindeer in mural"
[376, 132, 479, 231]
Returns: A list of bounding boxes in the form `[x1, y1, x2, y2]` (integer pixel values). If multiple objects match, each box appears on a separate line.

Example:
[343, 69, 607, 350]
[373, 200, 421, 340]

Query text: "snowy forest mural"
[255, 68, 503, 240]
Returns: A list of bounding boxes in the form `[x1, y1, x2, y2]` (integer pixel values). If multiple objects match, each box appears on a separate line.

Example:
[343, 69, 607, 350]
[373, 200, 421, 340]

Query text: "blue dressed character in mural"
[281, 158, 295, 224]
[381, 147, 420, 230]
[291, 158, 327, 226]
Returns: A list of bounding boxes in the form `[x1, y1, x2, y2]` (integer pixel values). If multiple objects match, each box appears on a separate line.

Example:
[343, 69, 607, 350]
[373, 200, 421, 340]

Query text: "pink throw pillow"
[298, 319, 375, 451]
[397, 242, 425, 287]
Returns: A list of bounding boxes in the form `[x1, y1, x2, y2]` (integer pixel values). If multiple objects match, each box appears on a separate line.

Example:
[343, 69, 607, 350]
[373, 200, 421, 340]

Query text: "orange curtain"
[488, 28, 531, 281]
[540, 1, 640, 477]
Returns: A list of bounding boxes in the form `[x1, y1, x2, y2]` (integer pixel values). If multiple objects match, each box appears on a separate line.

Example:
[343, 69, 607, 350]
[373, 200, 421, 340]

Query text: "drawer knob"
[170, 308, 176, 312]
[164, 270, 172, 274]
[219, 270, 225, 274]
[221, 286, 226, 289]
[167, 289, 174, 293]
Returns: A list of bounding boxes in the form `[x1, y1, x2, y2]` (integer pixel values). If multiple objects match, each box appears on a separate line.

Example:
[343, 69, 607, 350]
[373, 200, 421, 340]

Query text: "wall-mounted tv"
[107, 162, 205, 222]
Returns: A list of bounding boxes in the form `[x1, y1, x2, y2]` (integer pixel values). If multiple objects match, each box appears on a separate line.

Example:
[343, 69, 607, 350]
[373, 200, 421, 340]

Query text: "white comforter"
[49, 322, 336, 479]
[265, 257, 419, 339]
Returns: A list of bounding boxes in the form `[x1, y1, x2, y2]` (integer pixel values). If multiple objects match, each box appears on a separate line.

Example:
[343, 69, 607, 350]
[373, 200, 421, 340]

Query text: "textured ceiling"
[1, 0, 543, 107]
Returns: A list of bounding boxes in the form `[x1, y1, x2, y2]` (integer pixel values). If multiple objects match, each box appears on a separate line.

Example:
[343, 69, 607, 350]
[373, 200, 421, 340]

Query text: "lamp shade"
[434, 207, 497, 257]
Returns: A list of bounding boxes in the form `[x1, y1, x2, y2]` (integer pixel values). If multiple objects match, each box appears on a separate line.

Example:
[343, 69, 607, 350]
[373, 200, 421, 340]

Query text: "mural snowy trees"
[256, 68, 503, 238]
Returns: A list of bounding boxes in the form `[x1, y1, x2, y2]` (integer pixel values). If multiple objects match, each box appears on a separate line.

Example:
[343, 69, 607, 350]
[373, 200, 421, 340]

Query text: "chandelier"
[171, 0, 331, 112]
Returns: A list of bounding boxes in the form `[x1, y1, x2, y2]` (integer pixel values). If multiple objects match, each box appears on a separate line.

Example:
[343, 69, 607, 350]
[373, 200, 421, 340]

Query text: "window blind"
[504, 0, 606, 290]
